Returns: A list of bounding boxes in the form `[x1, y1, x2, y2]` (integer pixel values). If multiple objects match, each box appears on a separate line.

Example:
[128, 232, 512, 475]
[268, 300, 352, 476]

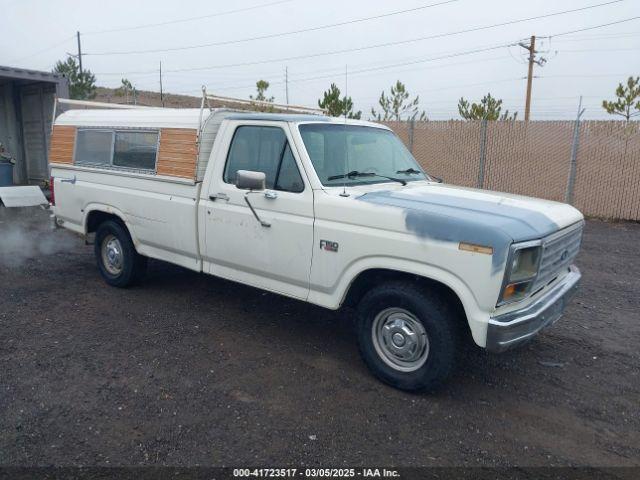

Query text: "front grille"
[532, 222, 583, 293]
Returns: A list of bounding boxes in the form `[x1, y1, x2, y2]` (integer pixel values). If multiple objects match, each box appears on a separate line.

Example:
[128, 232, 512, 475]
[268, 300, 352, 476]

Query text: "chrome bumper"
[486, 265, 581, 353]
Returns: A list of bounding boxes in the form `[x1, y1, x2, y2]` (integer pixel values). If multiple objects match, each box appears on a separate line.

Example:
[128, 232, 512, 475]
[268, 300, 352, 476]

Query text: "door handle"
[60, 175, 76, 184]
[209, 192, 229, 201]
[264, 190, 278, 200]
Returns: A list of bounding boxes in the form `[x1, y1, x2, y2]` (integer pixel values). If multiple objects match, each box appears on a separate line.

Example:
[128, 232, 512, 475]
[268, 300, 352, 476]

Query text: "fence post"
[566, 97, 585, 204]
[477, 119, 488, 188]
[408, 118, 415, 154]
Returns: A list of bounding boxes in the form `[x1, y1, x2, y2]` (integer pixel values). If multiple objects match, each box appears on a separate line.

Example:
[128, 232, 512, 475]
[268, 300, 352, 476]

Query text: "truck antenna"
[340, 64, 350, 197]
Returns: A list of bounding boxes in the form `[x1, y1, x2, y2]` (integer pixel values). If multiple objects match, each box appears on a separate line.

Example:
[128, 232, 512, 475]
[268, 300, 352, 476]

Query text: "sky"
[2, 0, 639, 120]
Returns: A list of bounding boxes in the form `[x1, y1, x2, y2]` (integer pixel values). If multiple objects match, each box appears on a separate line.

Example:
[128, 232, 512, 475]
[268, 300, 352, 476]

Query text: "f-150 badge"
[320, 240, 339, 252]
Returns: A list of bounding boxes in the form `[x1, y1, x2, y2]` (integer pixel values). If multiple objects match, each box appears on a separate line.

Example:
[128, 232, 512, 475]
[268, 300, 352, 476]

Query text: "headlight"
[499, 243, 542, 304]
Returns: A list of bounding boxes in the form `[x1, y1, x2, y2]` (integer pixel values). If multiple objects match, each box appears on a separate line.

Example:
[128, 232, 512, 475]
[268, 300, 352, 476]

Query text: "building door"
[20, 84, 54, 183]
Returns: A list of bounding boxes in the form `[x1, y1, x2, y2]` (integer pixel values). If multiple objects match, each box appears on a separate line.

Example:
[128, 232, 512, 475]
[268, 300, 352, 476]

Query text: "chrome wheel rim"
[372, 308, 429, 372]
[101, 234, 123, 276]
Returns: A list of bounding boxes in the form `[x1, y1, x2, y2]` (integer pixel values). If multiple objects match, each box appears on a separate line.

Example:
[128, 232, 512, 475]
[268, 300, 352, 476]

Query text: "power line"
[84, 0, 460, 55]
[557, 47, 640, 52]
[290, 44, 515, 84]
[85, 0, 621, 57]
[195, 43, 517, 93]
[402, 78, 526, 95]
[538, 73, 634, 78]
[97, 39, 509, 76]
[147, 53, 511, 93]
[94, 12, 638, 107]
[546, 15, 640, 38]
[8, 35, 75, 63]
[112, 36, 635, 97]
[83, 0, 295, 35]
[550, 30, 640, 40]
[94, 4, 634, 77]
[223, 50, 514, 92]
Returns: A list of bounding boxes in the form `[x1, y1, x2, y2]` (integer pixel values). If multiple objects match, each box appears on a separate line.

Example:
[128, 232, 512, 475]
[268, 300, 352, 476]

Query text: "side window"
[74, 128, 159, 172]
[275, 144, 304, 193]
[224, 126, 304, 193]
[75, 129, 113, 166]
[113, 131, 158, 170]
[224, 126, 277, 187]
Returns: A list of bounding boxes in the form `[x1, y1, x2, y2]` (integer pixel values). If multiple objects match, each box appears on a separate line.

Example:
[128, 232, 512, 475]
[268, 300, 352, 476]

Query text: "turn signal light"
[504, 284, 516, 298]
[502, 281, 531, 302]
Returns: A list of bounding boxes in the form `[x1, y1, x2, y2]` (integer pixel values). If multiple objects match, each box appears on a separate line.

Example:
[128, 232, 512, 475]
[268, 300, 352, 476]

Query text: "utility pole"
[519, 35, 547, 121]
[522, 35, 535, 121]
[76, 31, 83, 74]
[159, 61, 164, 107]
[285, 66, 289, 106]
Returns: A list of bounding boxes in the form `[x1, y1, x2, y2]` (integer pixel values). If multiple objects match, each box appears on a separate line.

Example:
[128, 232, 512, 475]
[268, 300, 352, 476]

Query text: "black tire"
[94, 219, 147, 288]
[356, 281, 461, 392]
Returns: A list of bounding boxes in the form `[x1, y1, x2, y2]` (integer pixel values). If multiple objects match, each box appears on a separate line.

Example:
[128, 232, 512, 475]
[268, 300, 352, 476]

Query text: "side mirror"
[236, 170, 266, 191]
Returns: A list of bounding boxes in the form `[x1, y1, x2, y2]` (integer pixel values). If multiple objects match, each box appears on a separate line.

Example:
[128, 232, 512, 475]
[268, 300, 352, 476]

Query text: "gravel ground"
[0, 207, 638, 467]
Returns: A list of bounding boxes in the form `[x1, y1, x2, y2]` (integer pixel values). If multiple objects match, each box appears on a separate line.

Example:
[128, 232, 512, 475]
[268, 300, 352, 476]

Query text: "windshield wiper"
[327, 170, 406, 186]
[396, 168, 423, 175]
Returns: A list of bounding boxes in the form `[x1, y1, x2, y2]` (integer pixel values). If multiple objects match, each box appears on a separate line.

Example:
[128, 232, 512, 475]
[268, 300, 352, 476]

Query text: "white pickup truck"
[49, 107, 583, 391]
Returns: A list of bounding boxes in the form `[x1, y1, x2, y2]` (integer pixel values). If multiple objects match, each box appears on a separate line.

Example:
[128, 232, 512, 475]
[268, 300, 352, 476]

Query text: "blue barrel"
[0, 162, 13, 186]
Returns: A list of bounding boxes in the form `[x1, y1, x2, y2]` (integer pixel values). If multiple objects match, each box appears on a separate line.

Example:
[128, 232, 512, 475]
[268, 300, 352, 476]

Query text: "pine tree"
[602, 76, 640, 121]
[318, 83, 361, 119]
[371, 81, 426, 121]
[458, 93, 517, 121]
[250, 80, 275, 111]
[53, 57, 96, 100]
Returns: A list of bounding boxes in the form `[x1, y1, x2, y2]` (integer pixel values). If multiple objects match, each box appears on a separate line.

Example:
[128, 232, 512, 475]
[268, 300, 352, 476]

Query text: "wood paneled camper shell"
[49, 108, 233, 183]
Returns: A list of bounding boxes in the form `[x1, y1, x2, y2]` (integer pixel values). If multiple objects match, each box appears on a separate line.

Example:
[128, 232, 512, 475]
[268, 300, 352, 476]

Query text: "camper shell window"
[74, 128, 159, 173]
[75, 129, 113, 167]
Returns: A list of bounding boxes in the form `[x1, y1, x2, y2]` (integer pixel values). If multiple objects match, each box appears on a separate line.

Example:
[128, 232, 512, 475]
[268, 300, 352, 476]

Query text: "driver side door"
[203, 122, 314, 300]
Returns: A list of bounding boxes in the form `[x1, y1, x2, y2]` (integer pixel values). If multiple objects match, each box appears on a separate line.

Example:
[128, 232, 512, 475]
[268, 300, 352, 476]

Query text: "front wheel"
[95, 220, 147, 288]
[356, 281, 461, 392]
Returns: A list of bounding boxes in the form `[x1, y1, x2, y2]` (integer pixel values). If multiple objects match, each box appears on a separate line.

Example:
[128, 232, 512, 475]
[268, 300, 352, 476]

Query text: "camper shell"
[50, 108, 235, 183]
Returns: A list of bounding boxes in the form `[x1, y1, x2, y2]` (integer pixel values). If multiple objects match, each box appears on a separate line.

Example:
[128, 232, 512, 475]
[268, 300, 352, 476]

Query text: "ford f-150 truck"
[49, 107, 583, 391]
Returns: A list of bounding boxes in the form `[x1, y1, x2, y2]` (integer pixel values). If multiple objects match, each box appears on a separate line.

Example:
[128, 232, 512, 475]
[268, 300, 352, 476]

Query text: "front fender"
[308, 256, 492, 347]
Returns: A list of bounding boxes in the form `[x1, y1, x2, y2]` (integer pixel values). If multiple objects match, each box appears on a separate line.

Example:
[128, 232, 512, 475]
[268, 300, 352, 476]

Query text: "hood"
[356, 182, 584, 272]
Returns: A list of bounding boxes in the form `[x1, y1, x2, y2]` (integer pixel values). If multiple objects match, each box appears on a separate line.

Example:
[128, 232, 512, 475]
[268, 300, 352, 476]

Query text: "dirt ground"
[0, 207, 638, 468]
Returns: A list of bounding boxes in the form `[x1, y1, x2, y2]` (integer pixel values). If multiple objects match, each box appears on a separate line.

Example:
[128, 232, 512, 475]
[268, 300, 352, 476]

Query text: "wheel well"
[343, 268, 467, 323]
[86, 210, 126, 234]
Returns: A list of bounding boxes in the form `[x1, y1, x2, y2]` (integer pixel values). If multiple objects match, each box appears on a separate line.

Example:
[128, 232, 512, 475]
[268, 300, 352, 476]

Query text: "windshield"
[298, 124, 428, 186]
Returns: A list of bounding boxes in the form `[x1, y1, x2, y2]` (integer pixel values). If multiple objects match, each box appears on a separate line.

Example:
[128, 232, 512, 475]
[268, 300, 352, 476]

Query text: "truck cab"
[49, 107, 584, 391]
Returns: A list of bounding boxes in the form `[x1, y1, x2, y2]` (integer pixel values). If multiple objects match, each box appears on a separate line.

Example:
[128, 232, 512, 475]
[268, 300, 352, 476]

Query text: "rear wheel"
[357, 281, 461, 392]
[95, 220, 147, 287]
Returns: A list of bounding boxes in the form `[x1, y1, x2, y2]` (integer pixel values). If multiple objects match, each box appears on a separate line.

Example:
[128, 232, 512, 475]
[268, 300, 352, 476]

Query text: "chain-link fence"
[383, 120, 640, 221]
